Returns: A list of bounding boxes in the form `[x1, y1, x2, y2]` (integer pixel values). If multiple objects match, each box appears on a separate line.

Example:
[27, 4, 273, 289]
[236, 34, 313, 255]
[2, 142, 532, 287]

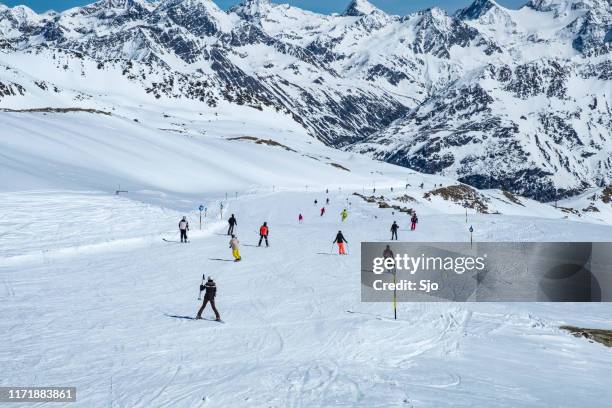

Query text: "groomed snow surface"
[2, 189, 612, 407]
[1, 111, 612, 407]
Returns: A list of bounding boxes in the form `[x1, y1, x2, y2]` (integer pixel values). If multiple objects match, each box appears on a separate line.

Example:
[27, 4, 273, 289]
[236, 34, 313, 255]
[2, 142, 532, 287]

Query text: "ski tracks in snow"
[3, 190, 612, 407]
[284, 361, 367, 408]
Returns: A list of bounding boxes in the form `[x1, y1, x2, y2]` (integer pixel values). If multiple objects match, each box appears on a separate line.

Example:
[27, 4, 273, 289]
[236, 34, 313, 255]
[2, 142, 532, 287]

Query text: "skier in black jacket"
[390, 221, 399, 240]
[333, 231, 348, 255]
[196, 277, 221, 321]
[227, 214, 237, 235]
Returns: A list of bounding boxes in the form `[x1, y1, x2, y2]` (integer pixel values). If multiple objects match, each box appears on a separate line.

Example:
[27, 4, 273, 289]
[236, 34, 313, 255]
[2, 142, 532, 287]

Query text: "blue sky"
[2, 0, 528, 15]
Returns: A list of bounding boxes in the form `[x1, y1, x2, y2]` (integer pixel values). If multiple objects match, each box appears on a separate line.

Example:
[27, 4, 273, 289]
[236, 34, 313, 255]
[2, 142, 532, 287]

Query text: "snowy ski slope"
[1, 108, 612, 407]
[2, 188, 612, 407]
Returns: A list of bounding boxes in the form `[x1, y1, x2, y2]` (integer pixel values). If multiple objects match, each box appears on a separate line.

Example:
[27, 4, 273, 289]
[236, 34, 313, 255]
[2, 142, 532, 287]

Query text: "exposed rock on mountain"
[0, 0, 610, 199]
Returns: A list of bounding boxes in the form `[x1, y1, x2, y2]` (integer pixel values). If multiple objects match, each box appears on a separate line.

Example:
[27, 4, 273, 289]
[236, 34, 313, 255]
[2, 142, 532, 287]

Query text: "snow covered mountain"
[350, 0, 611, 200]
[3, 4, 612, 405]
[0, 0, 610, 200]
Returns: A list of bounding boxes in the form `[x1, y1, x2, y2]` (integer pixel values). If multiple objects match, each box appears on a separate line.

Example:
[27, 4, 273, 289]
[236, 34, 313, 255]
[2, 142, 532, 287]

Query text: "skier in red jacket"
[258, 222, 269, 247]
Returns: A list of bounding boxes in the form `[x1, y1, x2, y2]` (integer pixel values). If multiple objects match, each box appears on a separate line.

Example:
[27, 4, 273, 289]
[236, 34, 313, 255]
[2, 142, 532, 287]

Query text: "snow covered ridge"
[0, 0, 610, 200]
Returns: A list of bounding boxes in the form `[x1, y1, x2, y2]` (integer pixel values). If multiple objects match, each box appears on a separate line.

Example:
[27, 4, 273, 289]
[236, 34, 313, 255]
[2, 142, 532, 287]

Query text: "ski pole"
[330, 243, 334, 254]
[197, 273, 205, 300]
[346, 243, 350, 255]
[393, 268, 397, 320]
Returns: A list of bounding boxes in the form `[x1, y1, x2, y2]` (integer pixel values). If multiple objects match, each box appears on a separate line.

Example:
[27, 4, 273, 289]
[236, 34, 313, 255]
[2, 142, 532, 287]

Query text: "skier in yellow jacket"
[229, 235, 241, 262]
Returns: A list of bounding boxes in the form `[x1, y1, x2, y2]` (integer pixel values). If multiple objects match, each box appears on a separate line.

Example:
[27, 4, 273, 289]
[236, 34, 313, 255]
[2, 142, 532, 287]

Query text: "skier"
[320, 207, 326, 216]
[298, 213, 303, 223]
[383, 245, 394, 273]
[383, 245, 394, 260]
[333, 230, 348, 255]
[314, 199, 318, 206]
[326, 189, 329, 194]
[227, 214, 237, 235]
[390, 221, 399, 240]
[196, 277, 221, 321]
[178, 216, 189, 243]
[391, 187, 394, 192]
[411, 212, 419, 231]
[420, 182, 424, 189]
[326, 197, 330, 205]
[258, 222, 269, 247]
[229, 234, 241, 261]
[341, 208, 348, 222]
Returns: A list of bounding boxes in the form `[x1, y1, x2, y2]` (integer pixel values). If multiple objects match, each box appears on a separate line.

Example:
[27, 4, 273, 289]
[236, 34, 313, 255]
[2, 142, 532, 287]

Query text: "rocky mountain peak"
[526, 0, 610, 13]
[342, 0, 384, 17]
[231, 0, 273, 20]
[456, 0, 501, 20]
[0, 4, 39, 21]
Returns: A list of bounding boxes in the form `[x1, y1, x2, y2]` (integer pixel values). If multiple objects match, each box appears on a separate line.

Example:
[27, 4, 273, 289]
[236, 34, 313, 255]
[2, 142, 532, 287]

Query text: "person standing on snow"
[326, 197, 330, 205]
[333, 231, 348, 255]
[196, 277, 221, 321]
[320, 207, 326, 216]
[390, 221, 399, 240]
[299, 213, 303, 223]
[383, 245, 395, 273]
[178, 216, 189, 243]
[227, 214, 237, 235]
[258, 222, 269, 247]
[383, 245, 394, 260]
[229, 234, 241, 261]
[411, 213, 419, 231]
[341, 209, 348, 222]
[314, 199, 318, 206]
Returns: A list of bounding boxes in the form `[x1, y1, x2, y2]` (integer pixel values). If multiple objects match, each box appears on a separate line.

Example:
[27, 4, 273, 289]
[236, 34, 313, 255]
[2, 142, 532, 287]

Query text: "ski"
[166, 315, 224, 323]
[198, 318, 225, 324]
[163, 238, 189, 243]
